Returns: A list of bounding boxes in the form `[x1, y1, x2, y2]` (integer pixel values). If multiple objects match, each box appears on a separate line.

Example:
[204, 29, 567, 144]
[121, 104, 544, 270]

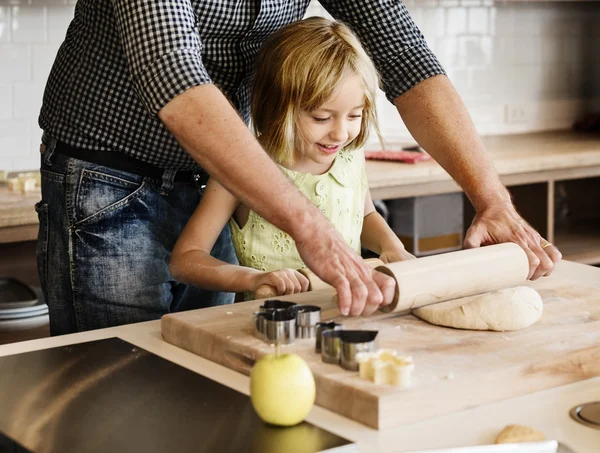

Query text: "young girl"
[170, 17, 414, 300]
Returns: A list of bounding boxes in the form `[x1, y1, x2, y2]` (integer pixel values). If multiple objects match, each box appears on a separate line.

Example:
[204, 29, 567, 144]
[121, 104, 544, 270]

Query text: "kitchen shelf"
[555, 225, 600, 265]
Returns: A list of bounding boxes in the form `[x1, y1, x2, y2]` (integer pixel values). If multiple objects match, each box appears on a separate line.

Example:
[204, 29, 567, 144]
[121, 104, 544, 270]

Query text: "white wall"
[0, 1, 599, 171]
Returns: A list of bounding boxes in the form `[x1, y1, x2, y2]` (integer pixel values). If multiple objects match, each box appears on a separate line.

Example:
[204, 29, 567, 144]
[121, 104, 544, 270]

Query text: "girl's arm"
[170, 178, 309, 295]
[169, 178, 257, 292]
[361, 189, 416, 263]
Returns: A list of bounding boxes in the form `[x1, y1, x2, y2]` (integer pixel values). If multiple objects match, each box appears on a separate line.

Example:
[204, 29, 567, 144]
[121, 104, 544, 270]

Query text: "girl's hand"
[252, 269, 310, 295]
[379, 247, 416, 264]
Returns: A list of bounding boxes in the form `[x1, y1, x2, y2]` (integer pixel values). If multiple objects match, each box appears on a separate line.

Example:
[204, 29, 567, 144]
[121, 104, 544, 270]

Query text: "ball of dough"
[495, 424, 545, 443]
[412, 286, 543, 332]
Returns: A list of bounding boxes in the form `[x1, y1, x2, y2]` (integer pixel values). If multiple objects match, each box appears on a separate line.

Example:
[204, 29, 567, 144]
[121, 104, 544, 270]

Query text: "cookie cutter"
[321, 330, 378, 370]
[315, 321, 344, 353]
[254, 300, 322, 343]
[291, 305, 321, 339]
[254, 308, 296, 345]
[254, 300, 298, 344]
[259, 300, 297, 312]
[339, 330, 378, 371]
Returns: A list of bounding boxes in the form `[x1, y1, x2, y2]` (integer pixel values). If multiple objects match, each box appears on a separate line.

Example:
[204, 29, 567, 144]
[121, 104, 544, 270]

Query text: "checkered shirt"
[39, 0, 446, 170]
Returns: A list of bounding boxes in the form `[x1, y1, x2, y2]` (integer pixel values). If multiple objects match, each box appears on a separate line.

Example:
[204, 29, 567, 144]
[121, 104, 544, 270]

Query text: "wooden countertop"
[161, 242, 600, 430]
[0, 185, 40, 243]
[0, 185, 39, 229]
[0, 260, 599, 452]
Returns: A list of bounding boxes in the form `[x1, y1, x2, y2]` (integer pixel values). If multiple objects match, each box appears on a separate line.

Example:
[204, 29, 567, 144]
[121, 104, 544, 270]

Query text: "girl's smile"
[316, 143, 342, 155]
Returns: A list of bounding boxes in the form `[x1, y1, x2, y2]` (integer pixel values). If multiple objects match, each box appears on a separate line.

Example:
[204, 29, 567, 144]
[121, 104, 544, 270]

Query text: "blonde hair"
[251, 17, 382, 166]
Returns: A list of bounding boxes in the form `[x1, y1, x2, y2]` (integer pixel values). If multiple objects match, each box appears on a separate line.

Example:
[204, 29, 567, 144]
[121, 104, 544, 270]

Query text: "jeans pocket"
[35, 201, 49, 291]
[74, 169, 148, 226]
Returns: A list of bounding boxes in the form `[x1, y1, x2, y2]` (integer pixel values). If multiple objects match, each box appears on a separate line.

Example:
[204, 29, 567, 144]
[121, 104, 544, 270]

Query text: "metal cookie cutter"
[254, 300, 298, 344]
[259, 300, 297, 313]
[321, 330, 344, 364]
[255, 309, 296, 345]
[315, 321, 344, 353]
[321, 330, 378, 370]
[292, 305, 321, 339]
[339, 330, 378, 371]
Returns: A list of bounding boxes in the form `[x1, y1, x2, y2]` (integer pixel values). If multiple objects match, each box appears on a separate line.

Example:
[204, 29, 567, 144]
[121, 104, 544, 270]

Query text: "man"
[37, 0, 561, 335]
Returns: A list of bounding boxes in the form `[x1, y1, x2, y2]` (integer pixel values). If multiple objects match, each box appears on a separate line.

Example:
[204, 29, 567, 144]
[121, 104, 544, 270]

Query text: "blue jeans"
[36, 135, 237, 335]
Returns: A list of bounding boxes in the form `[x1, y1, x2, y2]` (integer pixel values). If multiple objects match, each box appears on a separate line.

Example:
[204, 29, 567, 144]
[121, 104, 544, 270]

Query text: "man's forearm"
[159, 84, 321, 241]
[394, 75, 511, 212]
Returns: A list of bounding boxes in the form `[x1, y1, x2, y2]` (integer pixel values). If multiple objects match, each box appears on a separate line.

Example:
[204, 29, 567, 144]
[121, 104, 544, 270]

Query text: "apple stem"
[275, 343, 280, 357]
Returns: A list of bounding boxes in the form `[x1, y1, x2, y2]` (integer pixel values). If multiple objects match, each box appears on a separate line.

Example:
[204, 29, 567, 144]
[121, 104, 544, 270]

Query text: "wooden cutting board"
[161, 272, 600, 429]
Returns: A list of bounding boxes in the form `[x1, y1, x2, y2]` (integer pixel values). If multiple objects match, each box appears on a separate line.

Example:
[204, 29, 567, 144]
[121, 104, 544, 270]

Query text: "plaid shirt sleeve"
[111, 0, 211, 113]
[319, 0, 447, 103]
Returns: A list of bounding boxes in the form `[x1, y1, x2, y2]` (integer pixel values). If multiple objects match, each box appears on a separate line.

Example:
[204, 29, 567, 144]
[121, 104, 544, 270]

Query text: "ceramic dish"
[0, 313, 49, 333]
[0, 304, 48, 320]
[0, 279, 39, 309]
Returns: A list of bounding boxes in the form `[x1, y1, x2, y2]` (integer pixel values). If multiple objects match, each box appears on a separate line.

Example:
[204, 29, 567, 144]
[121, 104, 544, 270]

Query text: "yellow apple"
[250, 353, 316, 426]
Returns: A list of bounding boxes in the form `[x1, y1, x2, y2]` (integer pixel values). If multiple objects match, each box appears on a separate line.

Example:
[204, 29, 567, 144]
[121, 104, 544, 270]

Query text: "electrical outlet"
[505, 104, 529, 124]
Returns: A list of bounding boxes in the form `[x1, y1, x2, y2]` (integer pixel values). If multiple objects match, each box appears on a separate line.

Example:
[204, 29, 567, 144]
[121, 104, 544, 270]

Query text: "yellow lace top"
[229, 149, 368, 280]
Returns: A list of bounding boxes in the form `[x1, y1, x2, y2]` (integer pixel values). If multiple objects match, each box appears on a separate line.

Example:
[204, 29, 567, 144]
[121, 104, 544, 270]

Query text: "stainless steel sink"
[0, 337, 355, 453]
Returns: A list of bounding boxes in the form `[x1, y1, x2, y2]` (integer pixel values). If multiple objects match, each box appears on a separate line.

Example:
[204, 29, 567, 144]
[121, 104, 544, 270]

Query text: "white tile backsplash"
[0, 120, 30, 162]
[0, 2, 599, 170]
[492, 6, 515, 36]
[0, 7, 11, 43]
[12, 82, 43, 119]
[0, 44, 31, 83]
[420, 8, 445, 38]
[0, 84, 11, 119]
[446, 7, 468, 36]
[31, 43, 59, 82]
[11, 6, 46, 43]
[467, 7, 489, 35]
[458, 35, 492, 68]
[46, 6, 72, 43]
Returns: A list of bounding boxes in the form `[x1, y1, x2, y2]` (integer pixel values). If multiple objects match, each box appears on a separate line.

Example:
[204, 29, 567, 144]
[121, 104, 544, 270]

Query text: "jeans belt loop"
[41, 133, 57, 166]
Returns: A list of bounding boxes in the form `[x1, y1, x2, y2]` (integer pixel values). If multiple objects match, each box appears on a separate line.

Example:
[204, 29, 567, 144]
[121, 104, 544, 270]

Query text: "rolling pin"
[254, 243, 530, 313]
[254, 258, 384, 300]
[375, 242, 530, 313]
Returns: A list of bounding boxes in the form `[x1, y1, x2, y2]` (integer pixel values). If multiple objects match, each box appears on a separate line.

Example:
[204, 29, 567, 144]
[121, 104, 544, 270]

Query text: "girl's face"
[294, 74, 365, 174]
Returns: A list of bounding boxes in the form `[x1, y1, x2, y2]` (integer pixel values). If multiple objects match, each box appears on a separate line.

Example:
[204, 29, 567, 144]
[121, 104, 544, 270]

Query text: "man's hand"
[464, 203, 562, 280]
[295, 220, 396, 317]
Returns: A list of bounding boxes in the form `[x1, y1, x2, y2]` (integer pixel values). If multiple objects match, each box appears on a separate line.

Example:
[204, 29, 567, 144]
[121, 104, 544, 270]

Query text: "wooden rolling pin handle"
[254, 284, 279, 300]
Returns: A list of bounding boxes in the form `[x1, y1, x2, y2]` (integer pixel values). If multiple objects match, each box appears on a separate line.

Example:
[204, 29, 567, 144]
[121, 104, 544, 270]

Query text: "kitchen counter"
[1, 131, 600, 244]
[0, 185, 40, 243]
[0, 259, 599, 453]
[366, 130, 600, 199]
